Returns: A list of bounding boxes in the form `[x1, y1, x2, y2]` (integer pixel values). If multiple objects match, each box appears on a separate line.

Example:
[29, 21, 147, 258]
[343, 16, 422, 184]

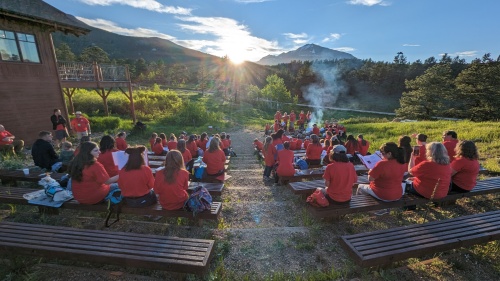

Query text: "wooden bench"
[0, 169, 66, 186]
[279, 165, 368, 185]
[288, 175, 369, 195]
[188, 182, 224, 196]
[340, 210, 500, 267]
[307, 177, 500, 219]
[0, 186, 222, 221]
[0, 221, 214, 274]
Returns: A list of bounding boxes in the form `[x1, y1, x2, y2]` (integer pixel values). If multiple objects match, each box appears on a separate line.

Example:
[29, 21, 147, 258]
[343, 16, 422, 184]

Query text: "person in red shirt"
[450, 141, 480, 193]
[177, 139, 193, 169]
[50, 108, 69, 147]
[303, 136, 311, 150]
[68, 141, 119, 204]
[357, 142, 407, 203]
[320, 145, 357, 203]
[357, 134, 370, 156]
[345, 135, 360, 155]
[197, 133, 208, 152]
[97, 135, 119, 177]
[264, 123, 271, 135]
[186, 135, 199, 158]
[154, 150, 189, 210]
[118, 146, 156, 207]
[167, 134, 178, 150]
[273, 120, 280, 132]
[408, 142, 452, 200]
[152, 137, 167, 156]
[149, 132, 158, 151]
[275, 141, 295, 183]
[312, 124, 320, 136]
[282, 112, 289, 131]
[253, 138, 264, 152]
[262, 137, 277, 181]
[70, 111, 91, 142]
[325, 131, 333, 141]
[0, 124, 24, 155]
[220, 134, 230, 156]
[442, 130, 459, 162]
[115, 131, 128, 151]
[274, 111, 282, 123]
[414, 133, 427, 166]
[305, 134, 322, 165]
[159, 133, 168, 147]
[203, 137, 226, 177]
[289, 110, 296, 132]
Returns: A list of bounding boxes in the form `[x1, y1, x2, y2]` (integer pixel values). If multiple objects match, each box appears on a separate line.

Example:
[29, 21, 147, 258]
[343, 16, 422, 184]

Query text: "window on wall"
[0, 30, 41, 63]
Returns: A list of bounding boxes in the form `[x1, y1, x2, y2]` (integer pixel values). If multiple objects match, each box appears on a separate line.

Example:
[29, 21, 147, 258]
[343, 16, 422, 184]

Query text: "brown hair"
[164, 150, 185, 183]
[455, 140, 479, 160]
[177, 139, 187, 153]
[68, 142, 98, 182]
[123, 146, 146, 171]
[208, 137, 221, 153]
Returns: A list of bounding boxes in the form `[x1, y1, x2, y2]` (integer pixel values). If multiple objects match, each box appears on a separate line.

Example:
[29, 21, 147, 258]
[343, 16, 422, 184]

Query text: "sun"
[228, 53, 246, 65]
[224, 47, 248, 64]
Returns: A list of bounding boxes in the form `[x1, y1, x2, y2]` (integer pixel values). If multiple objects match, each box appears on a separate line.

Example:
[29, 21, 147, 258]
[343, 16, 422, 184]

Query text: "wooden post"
[94, 88, 112, 116]
[63, 88, 77, 114]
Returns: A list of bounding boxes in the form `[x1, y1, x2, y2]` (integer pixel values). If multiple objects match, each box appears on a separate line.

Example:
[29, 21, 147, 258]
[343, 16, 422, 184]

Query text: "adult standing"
[71, 111, 91, 142]
[31, 131, 59, 171]
[289, 110, 296, 132]
[0, 124, 24, 155]
[442, 130, 459, 162]
[50, 109, 68, 147]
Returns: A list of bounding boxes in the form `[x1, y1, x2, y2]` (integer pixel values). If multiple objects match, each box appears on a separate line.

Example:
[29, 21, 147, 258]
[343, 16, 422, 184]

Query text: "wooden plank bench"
[0, 186, 222, 221]
[340, 210, 500, 267]
[288, 175, 369, 195]
[0, 221, 214, 274]
[279, 165, 368, 185]
[188, 182, 224, 196]
[308, 177, 500, 219]
[0, 169, 66, 186]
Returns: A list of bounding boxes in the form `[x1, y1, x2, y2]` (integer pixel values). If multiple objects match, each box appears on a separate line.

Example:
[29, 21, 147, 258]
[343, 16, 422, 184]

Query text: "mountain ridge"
[256, 44, 356, 65]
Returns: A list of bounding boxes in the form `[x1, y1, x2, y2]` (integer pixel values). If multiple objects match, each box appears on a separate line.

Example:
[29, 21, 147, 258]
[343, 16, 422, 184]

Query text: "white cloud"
[334, 47, 356, 53]
[442, 51, 478, 57]
[403, 44, 420, 47]
[347, 0, 390, 6]
[76, 17, 177, 40]
[78, 0, 191, 15]
[322, 33, 342, 43]
[283, 32, 311, 45]
[234, 0, 274, 3]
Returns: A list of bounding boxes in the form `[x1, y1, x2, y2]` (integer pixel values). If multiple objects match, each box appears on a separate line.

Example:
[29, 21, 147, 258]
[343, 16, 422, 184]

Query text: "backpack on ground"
[296, 158, 308, 170]
[104, 188, 123, 227]
[184, 186, 212, 216]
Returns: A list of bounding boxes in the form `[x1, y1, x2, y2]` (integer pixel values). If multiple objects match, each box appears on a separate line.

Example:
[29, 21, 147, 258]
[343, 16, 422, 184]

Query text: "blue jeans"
[264, 165, 273, 177]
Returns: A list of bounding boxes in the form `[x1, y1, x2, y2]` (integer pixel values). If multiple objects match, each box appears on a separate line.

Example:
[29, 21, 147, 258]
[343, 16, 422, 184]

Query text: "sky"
[44, 0, 499, 64]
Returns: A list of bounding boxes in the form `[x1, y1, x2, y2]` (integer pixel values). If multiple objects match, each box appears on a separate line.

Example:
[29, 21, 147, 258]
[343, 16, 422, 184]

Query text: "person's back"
[276, 149, 295, 177]
[118, 165, 154, 198]
[323, 161, 357, 202]
[32, 131, 58, 170]
[450, 141, 480, 192]
[369, 158, 406, 201]
[97, 149, 119, 177]
[153, 151, 189, 210]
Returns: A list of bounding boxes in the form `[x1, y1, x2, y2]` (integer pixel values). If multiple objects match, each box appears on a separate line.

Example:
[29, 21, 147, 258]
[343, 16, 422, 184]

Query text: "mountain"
[256, 44, 356, 65]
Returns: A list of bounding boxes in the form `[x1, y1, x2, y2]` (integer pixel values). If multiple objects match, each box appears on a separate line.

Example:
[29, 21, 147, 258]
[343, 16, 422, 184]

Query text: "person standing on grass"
[262, 136, 276, 181]
[442, 130, 459, 162]
[70, 111, 90, 142]
[289, 110, 296, 132]
[50, 109, 68, 147]
[68, 141, 119, 205]
[154, 150, 189, 210]
[118, 146, 157, 207]
[319, 145, 357, 204]
[96, 135, 119, 177]
[449, 141, 480, 193]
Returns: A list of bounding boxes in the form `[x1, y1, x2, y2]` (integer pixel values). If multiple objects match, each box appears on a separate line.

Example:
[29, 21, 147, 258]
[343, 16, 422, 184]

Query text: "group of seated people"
[149, 131, 232, 158]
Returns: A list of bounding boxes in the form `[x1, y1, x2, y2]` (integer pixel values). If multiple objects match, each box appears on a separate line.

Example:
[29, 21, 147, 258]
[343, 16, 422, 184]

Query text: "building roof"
[0, 0, 90, 36]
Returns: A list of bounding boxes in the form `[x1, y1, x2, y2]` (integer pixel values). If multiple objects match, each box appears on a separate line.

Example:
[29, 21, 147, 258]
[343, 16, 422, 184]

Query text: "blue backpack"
[184, 186, 212, 216]
[296, 158, 308, 170]
[104, 188, 123, 227]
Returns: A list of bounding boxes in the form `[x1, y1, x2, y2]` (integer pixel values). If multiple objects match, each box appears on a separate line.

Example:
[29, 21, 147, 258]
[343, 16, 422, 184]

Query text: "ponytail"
[395, 147, 406, 164]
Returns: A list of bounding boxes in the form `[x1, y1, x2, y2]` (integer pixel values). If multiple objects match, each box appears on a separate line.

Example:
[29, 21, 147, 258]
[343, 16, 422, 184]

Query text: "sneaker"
[263, 176, 271, 181]
[374, 208, 390, 216]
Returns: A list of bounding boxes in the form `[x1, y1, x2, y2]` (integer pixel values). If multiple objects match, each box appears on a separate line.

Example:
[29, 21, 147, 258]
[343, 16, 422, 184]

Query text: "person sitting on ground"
[154, 150, 189, 210]
[149, 132, 158, 151]
[414, 133, 428, 166]
[152, 137, 167, 156]
[0, 124, 24, 155]
[357, 134, 370, 156]
[167, 134, 178, 151]
[115, 131, 128, 151]
[356, 142, 407, 202]
[398, 135, 412, 164]
[262, 136, 277, 181]
[68, 141, 119, 204]
[118, 146, 157, 207]
[58, 141, 75, 172]
[305, 134, 322, 166]
[96, 135, 119, 177]
[159, 133, 167, 147]
[31, 131, 60, 172]
[442, 130, 459, 162]
[407, 142, 452, 200]
[186, 135, 199, 158]
[177, 139, 193, 170]
[202, 137, 226, 178]
[345, 134, 359, 156]
[275, 141, 295, 184]
[319, 145, 357, 204]
[449, 141, 480, 193]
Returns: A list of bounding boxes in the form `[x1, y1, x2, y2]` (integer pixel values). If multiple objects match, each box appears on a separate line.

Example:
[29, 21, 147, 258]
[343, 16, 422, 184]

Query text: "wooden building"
[0, 0, 90, 145]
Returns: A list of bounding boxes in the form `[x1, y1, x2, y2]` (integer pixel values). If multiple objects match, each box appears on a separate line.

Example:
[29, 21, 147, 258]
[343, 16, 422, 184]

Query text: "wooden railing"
[57, 62, 129, 82]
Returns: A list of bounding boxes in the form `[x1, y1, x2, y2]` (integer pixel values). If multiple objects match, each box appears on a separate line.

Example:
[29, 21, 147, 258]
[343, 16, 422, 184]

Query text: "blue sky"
[45, 0, 499, 64]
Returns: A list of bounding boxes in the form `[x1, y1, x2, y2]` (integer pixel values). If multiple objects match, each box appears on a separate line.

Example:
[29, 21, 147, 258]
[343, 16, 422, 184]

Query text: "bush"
[88, 116, 122, 132]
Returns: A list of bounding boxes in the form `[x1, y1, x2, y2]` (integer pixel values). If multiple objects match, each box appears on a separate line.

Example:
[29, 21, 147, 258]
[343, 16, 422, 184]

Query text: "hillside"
[256, 43, 356, 65]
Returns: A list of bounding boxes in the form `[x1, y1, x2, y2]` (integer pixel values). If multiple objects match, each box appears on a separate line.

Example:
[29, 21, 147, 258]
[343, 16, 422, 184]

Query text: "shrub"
[88, 116, 122, 132]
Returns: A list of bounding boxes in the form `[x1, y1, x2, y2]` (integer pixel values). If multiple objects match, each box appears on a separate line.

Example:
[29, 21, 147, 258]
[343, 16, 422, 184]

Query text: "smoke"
[302, 63, 347, 128]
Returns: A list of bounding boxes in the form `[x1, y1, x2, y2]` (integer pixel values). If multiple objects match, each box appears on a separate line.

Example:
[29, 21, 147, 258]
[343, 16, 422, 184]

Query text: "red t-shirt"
[358, 140, 370, 156]
[118, 165, 155, 197]
[414, 144, 427, 166]
[276, 149, 295, 176]
[312, 127, 320, 136]
[323, 161, 357, 202]
[222, 139, 230, 149]
[451, 157, 480, 191]
[263, 145, 277, 166]
[345, 141, 359, 155]
[149, 137, 156, 150]
[306, 144, 322, 160]
[181, 149, 192, 165]
[203, 149, 226, 175]
[443, 139, 459, 162]
[115, 137, 127, 151]
[303, 140, 310, 149]
[254, 140, 263, 151]
[154, 169, 189, 210]
[197, 139, 208, 151]
[281, 135, 290, 142]
[369, 159, 407, 201]
[71, 117, 90, 132]
[274, 113, 282, 121]
[411, 161, 451, 199]
[167, 141, 178, 151]
[72, 162, 111, 204]
[152, 143, 164, 156]
[282, 115, 289, 123]
[0, 130, 14, 145]
[161, 139, 167, 147]
[97, 149, 119, 177]
[289, 113, 296, 122]
[187, 141, 198, 157]
[274, 123, 280, 132]
[272, 138, 283, 147]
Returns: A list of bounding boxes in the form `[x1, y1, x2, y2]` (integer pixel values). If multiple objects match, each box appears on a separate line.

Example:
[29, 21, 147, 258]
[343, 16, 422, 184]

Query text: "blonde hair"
[426, 142, 450, 165]
[163, 150, 185, 183]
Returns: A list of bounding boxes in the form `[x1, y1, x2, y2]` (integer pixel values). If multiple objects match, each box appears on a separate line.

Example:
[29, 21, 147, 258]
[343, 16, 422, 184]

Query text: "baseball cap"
[332, 145, 347, 153]
[75, 111, 82, 115]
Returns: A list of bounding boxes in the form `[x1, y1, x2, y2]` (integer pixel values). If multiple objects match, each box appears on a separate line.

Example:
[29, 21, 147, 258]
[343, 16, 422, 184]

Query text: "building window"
[0, 30, 41, 63]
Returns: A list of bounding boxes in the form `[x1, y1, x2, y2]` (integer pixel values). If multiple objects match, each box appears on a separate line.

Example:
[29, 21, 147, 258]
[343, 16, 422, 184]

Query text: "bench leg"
[38, 206, 59, 215]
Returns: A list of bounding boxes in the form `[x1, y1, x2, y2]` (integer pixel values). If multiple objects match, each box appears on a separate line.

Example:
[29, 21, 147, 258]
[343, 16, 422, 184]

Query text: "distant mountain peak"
[256, 44, 356, 65]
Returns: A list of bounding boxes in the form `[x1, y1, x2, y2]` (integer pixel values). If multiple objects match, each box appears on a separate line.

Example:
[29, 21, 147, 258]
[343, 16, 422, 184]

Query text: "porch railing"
[57, 62, 129, 82]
